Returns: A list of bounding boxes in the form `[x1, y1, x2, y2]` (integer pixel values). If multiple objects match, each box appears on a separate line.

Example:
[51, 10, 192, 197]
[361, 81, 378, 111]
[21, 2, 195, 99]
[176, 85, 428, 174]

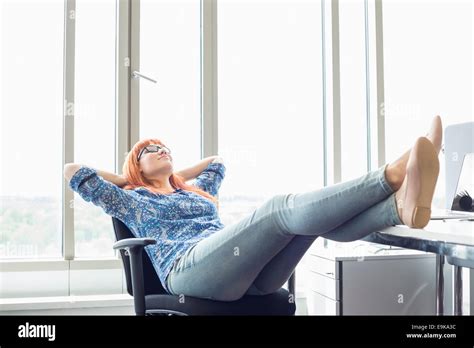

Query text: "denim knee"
[267, 194, 294, 234]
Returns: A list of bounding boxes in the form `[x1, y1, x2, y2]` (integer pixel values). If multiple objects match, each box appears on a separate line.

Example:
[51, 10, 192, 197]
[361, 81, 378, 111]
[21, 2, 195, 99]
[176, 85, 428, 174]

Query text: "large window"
[139, 0, 201, 171]
[1, 0, 471, 303]
[217, 0, 325, 225]
[74, 0, 116, 258]
[339, 0, 370, 180]
[0, 0, 64, 259]
[217, 0, 324, 294]
[383, 0, 473, 209]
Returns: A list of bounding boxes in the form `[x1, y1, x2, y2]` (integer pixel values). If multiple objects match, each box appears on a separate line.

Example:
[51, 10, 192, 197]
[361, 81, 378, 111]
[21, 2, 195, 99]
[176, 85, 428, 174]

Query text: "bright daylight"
[0, 0, 473, 345]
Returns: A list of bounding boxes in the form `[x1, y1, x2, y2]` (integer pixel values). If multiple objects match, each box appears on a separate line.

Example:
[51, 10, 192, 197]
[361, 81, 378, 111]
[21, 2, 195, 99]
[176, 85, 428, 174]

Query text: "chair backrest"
[111, 217, 167, 296]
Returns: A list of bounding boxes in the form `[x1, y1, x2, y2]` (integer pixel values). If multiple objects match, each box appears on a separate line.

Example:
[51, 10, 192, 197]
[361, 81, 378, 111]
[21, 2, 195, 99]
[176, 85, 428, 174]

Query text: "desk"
[363, 219, 474, 315]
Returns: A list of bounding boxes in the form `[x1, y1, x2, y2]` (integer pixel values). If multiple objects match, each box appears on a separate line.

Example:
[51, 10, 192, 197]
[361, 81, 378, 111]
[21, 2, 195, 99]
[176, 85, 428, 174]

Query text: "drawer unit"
[306, 270, 340, 301]
[304, 243, 438, 315]
[305, 254, 340, 280]
[306, 290, 340, 316]
[341, 256, 436, 315]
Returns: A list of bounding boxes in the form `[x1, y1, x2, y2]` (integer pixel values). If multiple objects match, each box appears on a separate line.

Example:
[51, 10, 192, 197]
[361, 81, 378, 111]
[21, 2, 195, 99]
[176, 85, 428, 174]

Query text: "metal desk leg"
[436, 254, 444, 316]
[454, 265, 463, 315]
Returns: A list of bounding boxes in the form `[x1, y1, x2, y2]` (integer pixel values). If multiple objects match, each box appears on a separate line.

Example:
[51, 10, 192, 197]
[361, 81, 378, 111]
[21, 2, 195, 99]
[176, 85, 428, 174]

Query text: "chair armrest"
[113, 237, 156, 250]
[113, 238, 156, 316]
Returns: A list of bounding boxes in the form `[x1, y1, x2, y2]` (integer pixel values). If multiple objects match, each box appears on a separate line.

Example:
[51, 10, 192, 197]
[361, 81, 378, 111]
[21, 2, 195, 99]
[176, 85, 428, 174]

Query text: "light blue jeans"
[165, 164, 403, 301]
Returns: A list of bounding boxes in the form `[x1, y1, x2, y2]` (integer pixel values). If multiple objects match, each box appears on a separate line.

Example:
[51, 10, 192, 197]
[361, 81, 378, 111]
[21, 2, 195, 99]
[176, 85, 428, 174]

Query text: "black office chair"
[111, 217, 296, 316]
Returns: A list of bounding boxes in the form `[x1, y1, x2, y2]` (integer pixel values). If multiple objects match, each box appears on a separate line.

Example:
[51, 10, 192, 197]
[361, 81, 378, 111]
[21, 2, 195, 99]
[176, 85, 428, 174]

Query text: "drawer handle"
[326, 272, 334, 275]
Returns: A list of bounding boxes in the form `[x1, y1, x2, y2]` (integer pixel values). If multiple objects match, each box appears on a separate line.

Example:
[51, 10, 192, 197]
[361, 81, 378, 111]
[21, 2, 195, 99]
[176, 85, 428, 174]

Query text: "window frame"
[0, 0, 391, 299]
[0, 0, 216, 298]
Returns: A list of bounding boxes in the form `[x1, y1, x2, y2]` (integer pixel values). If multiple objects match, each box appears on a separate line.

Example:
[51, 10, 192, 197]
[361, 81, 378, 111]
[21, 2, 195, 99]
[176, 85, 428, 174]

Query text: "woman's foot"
[394, 137, 440, 228]
[385, 115, 443, 191]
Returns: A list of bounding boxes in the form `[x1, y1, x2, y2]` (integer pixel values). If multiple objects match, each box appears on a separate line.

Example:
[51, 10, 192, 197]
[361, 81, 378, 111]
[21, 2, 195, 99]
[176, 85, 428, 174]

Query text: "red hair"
[122, 138, 218, 204]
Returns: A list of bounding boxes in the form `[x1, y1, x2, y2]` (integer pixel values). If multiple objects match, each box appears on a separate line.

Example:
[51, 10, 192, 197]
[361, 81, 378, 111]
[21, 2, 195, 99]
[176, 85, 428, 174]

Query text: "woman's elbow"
[64, 163, 81, 182]
[212, 156, 224, 164]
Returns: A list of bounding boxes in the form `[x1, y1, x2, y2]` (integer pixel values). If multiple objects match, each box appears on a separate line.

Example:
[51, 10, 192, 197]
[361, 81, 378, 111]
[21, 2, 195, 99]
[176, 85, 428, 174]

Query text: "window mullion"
[62, 0, 76, 261]
[129, 0, 140, 148]
[331, 0, 342, 184]
[364, 0, 372, 173]
[375, 0, 386, 168]
[201, 0, 218, 159]
[116, 0, 132, 174]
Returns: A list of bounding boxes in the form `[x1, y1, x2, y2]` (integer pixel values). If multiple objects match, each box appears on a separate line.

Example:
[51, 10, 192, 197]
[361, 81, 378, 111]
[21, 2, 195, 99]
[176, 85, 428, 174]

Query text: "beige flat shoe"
[426, 115, 443, 155]
[396, 137, 440, 228]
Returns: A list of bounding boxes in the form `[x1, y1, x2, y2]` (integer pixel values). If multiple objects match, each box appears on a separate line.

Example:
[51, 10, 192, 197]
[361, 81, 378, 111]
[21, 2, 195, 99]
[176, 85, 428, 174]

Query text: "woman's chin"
[144, 167, 173, 178]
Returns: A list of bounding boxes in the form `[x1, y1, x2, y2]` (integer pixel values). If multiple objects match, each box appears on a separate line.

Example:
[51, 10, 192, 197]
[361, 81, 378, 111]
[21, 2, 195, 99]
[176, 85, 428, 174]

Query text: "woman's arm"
[175, 156, 223, 182]
[64, 163, 128, 187]
[64, 164, 142, 225]
[64, 163, 82, 182]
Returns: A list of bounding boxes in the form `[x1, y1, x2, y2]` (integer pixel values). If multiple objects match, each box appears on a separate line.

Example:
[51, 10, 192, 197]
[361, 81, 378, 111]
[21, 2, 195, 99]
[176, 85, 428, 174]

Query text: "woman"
[64, 116, 443, 302]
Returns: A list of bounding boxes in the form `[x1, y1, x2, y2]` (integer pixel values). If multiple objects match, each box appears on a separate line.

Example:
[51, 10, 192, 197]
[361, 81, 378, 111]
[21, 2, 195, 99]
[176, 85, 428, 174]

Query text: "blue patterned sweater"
[69, 162, 226, 292]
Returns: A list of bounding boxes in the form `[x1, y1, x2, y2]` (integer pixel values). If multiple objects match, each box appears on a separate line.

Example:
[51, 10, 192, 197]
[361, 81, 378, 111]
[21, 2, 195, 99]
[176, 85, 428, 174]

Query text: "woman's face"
[137, 144, 174, 178]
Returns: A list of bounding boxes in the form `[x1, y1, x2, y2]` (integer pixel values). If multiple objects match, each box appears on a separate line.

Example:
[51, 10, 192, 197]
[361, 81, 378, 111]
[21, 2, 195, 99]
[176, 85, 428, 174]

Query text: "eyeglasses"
[137, 144, 171, 162]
